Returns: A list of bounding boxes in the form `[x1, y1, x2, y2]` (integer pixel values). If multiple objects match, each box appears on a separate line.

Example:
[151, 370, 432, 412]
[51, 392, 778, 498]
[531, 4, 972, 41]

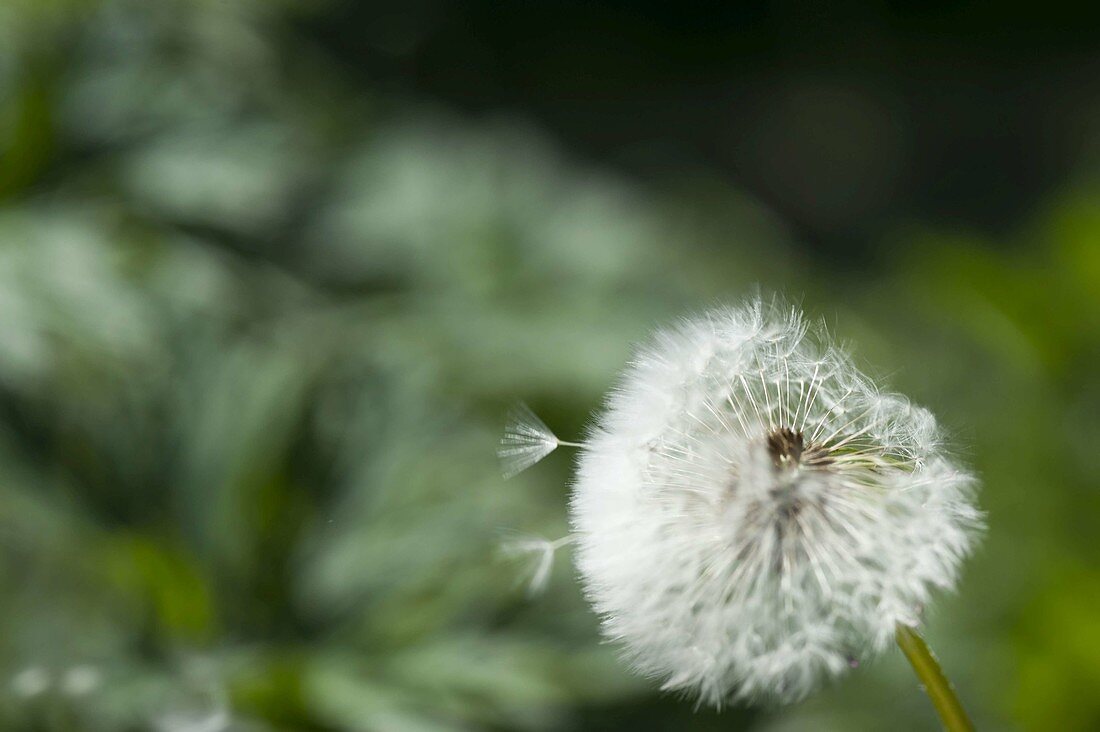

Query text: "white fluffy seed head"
[570, 297, 983, 706]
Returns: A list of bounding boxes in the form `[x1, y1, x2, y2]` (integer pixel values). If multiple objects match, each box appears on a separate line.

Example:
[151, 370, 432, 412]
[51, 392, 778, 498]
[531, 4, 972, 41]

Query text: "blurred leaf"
[100, 533, 215, 642]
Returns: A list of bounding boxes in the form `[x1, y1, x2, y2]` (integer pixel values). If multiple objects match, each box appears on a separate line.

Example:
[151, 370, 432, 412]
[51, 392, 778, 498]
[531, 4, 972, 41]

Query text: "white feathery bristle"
[498, 402, 562, 479]
[501, 533, 574, 596]
[569, 296, 984, 707]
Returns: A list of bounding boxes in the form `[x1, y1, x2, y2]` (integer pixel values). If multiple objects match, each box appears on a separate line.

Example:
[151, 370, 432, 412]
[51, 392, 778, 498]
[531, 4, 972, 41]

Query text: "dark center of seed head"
[766, 427, 804, 469]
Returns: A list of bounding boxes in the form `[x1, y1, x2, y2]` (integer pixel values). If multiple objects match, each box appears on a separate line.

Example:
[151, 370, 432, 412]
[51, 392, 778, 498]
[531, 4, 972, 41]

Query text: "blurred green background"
[1, 1, 1098, 730]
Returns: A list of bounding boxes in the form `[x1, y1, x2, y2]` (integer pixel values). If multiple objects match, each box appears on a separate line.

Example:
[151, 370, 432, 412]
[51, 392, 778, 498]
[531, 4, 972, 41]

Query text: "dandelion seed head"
[570, 297, 983, 705]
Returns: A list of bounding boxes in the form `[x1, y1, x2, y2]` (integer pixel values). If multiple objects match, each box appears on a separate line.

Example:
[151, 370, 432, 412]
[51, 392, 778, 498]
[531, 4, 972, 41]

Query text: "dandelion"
[503, 296, 983, 728]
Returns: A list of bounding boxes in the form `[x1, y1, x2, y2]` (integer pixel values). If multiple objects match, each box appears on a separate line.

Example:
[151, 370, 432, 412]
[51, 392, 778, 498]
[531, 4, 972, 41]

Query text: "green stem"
[895, 624, 975, 732]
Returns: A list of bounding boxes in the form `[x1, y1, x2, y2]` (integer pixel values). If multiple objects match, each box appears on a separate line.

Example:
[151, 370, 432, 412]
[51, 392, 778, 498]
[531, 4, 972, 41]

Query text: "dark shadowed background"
[1, 1, 1098, 730]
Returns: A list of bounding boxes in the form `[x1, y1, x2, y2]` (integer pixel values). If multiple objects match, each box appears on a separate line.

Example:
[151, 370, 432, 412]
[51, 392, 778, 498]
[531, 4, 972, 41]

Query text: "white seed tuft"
[569, 297, 983, 706]
[498, 402, 566, 479]
[500, 533, 575, 596]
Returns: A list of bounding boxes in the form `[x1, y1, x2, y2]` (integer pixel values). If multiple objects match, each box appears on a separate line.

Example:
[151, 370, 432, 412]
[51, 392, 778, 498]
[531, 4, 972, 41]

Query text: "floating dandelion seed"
[500, 532, 576, 596]
[503, 296, 983, 724]
[498, 402, 581, 479]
